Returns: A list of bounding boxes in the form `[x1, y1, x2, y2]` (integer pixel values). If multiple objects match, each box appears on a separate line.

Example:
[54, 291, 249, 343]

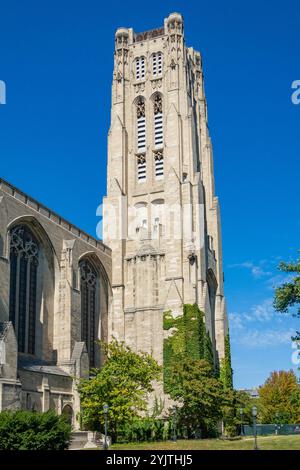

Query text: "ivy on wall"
[219, 333, 233, 390]
[204, 330, 215, 371]
[163, 304, 216, 392]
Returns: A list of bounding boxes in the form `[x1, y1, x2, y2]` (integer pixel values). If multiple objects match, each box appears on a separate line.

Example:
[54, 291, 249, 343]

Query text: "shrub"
[0, 410, 71, 450]
[116, 417, 169, 443]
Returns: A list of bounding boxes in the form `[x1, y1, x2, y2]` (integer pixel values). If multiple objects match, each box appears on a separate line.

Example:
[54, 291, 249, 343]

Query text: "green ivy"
[204, 330, 215, 371]
[184, 304, 205, 360]
[220, 333, 233, 390]
[163, 304, 212, 392]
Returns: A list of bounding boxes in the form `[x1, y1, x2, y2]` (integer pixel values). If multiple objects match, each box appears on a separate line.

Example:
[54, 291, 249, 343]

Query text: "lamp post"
[239, 408, 244, 436]
[252, 406, 258, 450]
[172, 405, 177, 443]
[103, 403, 109, 450]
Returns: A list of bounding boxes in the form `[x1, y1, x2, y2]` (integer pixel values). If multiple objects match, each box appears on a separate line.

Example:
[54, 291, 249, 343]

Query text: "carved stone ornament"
[151, 79, 162, 89]
[136, 99, 145, 118]
[116, 35, 128, 47]
[168, 19, 183, 34]
[153, 94, 162, 114]
[134, 27, 164, 43]
[153, 150, 163, 161]
[188, 253, 197, 265]
[134, 83, 145, 94]
[136, 153, 146, 164]
[170, 59, 176, 69]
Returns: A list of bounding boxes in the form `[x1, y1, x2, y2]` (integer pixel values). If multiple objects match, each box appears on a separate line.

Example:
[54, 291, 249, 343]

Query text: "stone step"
[69, 431, 89, 450]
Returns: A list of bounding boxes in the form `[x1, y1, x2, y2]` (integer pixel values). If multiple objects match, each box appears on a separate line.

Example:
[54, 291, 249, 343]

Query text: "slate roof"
[18, 355, 71, 377]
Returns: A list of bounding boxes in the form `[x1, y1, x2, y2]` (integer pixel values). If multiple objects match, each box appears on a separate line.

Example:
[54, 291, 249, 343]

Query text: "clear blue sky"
[1, 0, 299, 389]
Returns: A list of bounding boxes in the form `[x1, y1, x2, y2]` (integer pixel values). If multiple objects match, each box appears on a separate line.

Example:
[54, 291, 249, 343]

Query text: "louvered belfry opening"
[136, 97, 147, 182]
[152, 52, 163, 77]
[136, 56, 146, 81]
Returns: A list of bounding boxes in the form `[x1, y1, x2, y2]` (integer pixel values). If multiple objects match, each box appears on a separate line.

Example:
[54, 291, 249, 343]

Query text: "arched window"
[62, 404, 73, 425]
[152, 52, 163, 77]
[136, 98, 146, 152]
[79, 259, 97, 367]
[135, 56, 146, 81]
[153, 94, 163, 148]
[9, 225, 39, 354]
[136, 97, 146, 182]
[153, 94, 164, 178]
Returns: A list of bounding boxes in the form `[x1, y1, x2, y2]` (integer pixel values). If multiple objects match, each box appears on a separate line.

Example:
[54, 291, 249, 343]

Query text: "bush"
[115, 416, 197, 443]
[116, 417, 169, 443]
[0, 410, 72, 450]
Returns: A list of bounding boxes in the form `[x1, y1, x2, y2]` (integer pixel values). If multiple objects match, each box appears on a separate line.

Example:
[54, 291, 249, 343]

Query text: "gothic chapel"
[0, 13, 228, 427]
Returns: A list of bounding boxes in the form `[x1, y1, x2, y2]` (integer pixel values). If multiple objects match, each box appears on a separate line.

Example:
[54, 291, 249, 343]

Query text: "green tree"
[222, 389, 253, 437]
[258, 370, 300, 424]
[273, 253, 300, 320]
[77, 339, 161, 440]
[168, 357, 223, 438]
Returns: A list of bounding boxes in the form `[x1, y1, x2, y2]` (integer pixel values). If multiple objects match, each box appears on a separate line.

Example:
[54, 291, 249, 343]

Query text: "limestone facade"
[0, 179, 112, 427]
[103, 13, 228, 369]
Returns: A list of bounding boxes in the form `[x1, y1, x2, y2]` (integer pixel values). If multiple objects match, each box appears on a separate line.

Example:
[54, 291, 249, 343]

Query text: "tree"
[273, 253, 300, 321]
[258, 370, 300, 424]
[77, 339, 161, 440]
[168, 357, 223, 438]
[221, 389, 253, 437]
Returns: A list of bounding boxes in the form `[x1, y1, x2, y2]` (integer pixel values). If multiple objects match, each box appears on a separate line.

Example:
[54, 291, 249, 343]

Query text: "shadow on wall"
[0, 234, 3, 257]
[0, 287, 8, 323]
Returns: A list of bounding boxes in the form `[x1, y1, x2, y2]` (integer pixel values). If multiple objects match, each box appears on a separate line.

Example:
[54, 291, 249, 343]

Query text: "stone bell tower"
[103, 13, 228, 369]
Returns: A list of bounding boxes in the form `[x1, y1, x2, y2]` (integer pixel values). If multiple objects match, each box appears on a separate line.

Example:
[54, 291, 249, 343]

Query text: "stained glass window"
[9, 225, 39, 354]
[79, 259, 97, 367]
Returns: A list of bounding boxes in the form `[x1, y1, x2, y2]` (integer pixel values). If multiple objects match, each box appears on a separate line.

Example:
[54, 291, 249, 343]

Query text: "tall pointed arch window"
[136, 97, 147, 182]
[136, 98, 146, 152]
[9, 225, 39, 354]
[153, 94, 164, 178]
[153, 94, 163, 148]
[79, 259, 97, 367]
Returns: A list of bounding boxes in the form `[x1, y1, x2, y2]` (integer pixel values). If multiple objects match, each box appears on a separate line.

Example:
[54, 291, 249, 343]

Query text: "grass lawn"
[109, 435, 300, 450]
